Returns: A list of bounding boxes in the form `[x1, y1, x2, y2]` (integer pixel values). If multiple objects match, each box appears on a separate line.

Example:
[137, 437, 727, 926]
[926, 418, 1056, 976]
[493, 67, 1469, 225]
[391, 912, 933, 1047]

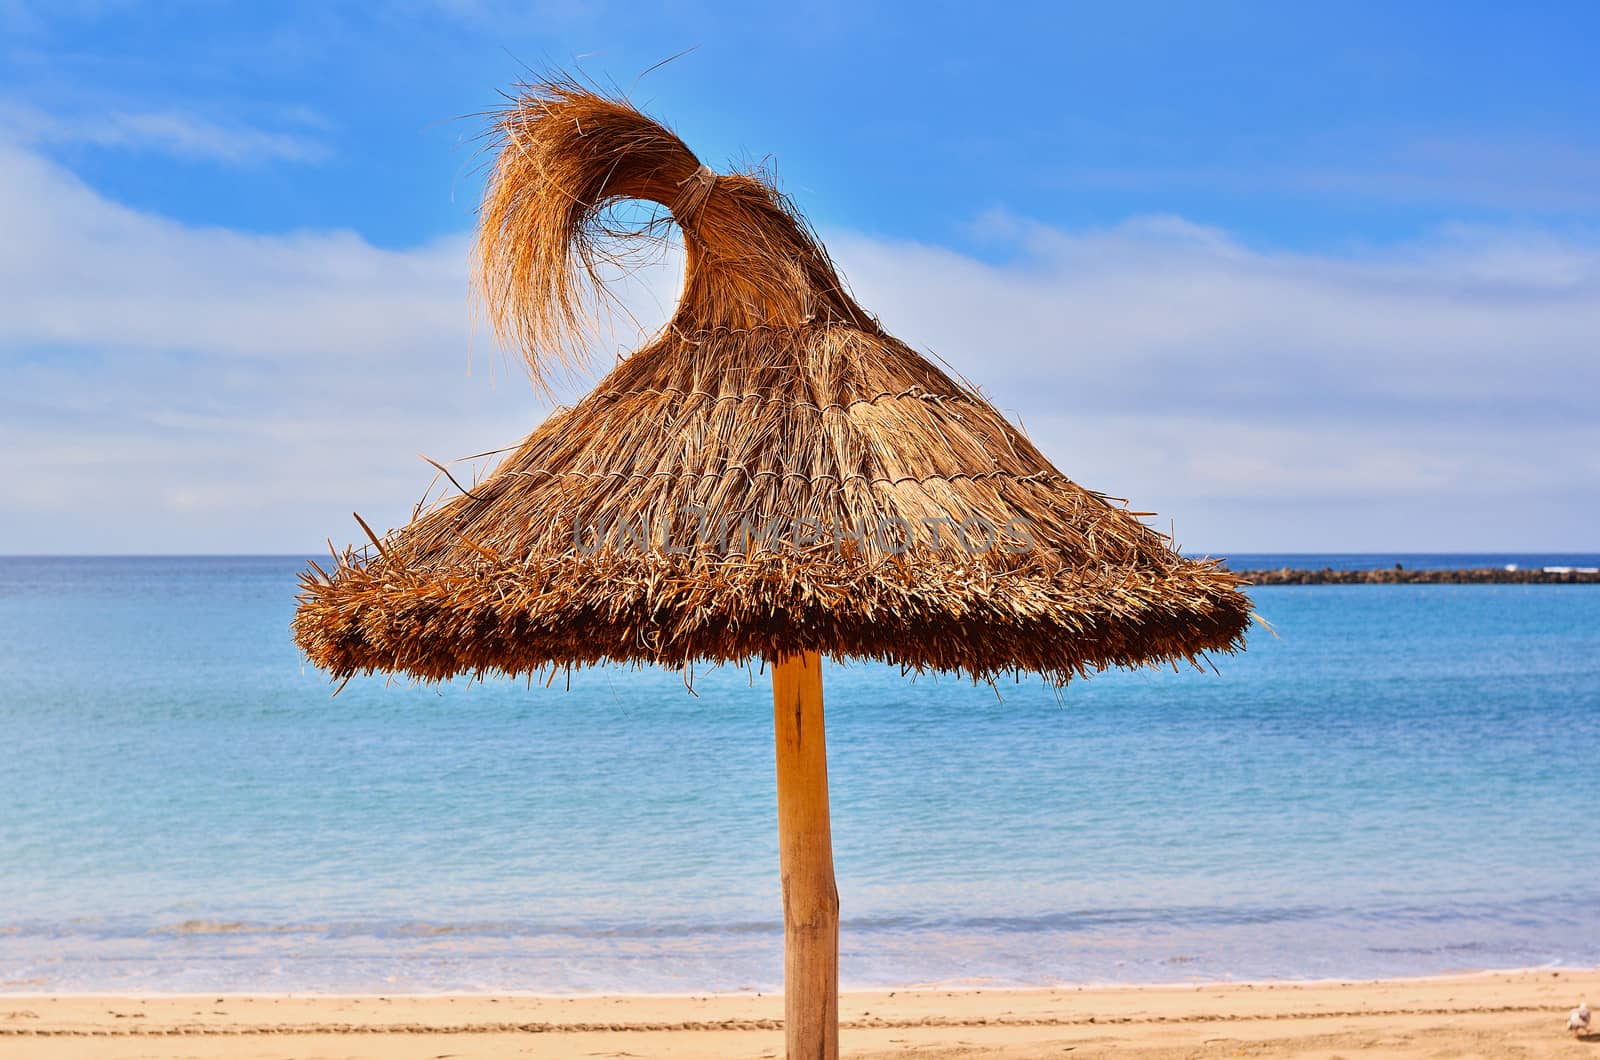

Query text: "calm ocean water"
[2, 554, 1597, 993]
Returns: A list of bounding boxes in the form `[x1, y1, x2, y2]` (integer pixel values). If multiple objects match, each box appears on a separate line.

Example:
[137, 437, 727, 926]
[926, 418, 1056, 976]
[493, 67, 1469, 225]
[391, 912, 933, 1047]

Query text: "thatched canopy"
[293, 79, 1251, 686]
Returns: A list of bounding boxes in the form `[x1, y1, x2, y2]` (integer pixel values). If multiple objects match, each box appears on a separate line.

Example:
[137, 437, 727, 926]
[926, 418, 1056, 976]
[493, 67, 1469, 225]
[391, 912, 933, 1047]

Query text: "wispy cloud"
[0, 101, 329, 165]
[3, 140, 1597, 553]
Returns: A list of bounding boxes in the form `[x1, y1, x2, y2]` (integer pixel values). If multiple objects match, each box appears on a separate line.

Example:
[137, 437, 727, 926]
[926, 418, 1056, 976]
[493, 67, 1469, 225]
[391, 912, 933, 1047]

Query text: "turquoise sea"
[2, 555, 1597, 993]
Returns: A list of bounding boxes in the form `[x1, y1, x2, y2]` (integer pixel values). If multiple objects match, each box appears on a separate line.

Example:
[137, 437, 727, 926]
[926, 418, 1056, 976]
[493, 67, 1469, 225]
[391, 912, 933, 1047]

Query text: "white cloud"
[0, 140, 681, 553]
[0, 101, 328, 165]
[3, 140, 1598, 554]
[839, 211, 1599, 415]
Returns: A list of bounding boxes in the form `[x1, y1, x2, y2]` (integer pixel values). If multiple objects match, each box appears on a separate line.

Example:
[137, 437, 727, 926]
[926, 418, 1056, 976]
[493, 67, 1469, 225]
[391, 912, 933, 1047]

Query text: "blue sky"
[3, 1, 1598, 553]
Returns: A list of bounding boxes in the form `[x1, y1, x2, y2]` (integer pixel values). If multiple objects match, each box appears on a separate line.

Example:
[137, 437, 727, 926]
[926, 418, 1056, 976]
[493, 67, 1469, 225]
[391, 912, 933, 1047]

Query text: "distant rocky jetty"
[1236, 566, 1600, 585]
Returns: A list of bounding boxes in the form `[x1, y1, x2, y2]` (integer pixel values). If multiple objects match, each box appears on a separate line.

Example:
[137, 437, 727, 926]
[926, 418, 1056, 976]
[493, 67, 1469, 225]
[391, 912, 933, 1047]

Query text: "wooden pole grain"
[771, 651, 839, 1060]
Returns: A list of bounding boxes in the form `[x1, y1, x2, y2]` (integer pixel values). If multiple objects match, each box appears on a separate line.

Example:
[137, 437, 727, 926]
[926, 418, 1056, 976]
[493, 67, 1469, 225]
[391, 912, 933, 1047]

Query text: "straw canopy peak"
[477, 76, 875, 389]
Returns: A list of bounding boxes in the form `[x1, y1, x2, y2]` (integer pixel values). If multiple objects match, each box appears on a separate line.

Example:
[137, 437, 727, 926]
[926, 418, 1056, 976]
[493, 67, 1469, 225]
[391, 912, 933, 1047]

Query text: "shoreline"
[3, 962, 1588, 999]
[5, 967, 1596, 1058]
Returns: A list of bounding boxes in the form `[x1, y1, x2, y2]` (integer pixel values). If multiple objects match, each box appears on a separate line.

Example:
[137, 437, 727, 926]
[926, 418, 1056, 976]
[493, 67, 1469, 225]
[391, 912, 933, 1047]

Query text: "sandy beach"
[3, 968, 1595, 1058]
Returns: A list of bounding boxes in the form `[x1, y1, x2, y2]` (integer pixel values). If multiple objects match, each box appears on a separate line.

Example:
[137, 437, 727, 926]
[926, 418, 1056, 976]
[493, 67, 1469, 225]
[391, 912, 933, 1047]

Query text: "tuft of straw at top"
[474, 75, 875, 388]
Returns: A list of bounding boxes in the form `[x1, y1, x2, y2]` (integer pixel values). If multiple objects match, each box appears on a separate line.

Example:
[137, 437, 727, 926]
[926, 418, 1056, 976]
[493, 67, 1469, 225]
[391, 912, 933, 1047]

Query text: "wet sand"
[3, 967, 1596, 1058]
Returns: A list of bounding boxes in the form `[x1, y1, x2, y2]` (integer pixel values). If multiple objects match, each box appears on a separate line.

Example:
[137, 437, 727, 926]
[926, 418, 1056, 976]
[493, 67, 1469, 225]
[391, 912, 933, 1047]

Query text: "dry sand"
[3, 968, 1596, 1058]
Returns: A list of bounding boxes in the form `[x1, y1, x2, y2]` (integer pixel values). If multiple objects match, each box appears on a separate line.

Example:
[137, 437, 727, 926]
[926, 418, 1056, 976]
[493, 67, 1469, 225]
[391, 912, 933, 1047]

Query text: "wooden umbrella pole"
[771, 650, 839, 1060]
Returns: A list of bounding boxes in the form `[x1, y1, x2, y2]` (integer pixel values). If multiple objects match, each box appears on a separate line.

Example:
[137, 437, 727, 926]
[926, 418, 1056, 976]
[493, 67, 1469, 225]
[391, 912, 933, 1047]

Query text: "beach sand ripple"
[3, 967, 1596, 1058]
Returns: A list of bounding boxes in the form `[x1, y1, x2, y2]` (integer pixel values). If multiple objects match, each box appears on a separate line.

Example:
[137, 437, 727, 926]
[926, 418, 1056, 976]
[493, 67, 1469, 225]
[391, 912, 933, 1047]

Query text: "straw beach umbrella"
[294, 78, 1251, 1059]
